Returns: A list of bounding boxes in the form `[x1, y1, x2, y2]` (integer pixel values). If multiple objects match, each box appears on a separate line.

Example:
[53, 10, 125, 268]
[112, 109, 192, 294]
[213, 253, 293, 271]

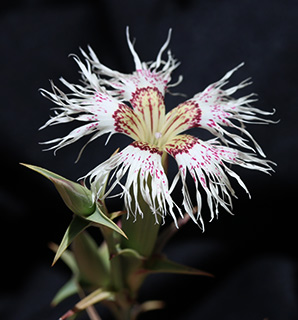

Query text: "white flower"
[41, 28, 275, 229]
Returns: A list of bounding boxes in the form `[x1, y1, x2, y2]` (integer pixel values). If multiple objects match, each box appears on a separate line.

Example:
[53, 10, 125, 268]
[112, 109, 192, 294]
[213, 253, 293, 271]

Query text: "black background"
[0, 0, 297, 319]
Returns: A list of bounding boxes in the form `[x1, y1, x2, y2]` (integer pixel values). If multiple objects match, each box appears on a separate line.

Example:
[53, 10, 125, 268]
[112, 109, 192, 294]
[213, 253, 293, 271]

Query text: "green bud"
[21, 164, 95, 216]
[50, 177, 95, 216]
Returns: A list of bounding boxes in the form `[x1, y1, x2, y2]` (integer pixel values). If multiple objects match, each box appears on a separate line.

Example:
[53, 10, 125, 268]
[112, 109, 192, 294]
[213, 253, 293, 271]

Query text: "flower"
[40, 28, 274, 230]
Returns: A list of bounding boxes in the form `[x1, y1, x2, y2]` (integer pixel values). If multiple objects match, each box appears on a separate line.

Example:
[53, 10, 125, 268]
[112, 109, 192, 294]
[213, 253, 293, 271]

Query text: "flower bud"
[50, 177, 95, 216]
[21, 164, 96, 216]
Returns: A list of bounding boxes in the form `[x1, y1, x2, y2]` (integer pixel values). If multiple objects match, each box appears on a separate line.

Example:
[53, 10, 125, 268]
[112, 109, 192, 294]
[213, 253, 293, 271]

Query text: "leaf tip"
[51, 258, 58, 267]
[20, 163, 31, 169]
[120, 229, 128, 240]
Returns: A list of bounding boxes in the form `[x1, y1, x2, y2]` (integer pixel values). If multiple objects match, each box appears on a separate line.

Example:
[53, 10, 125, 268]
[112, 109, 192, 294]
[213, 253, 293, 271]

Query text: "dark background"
[0, 0, 297, 319]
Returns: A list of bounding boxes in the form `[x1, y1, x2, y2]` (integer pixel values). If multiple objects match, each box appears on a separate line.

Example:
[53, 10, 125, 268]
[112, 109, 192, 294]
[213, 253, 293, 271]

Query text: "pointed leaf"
[144, 255, 213, 277]
[49, 243, 79, 275]
[22, 164, 127, 238]
[60, 288, 114, 319]
[84, 206, 127, 239]
[73, 232, 110, 287]
[22, 163, 66, 180]
[50, 242, 102, 292]
[115, 248, 146, 292]
[21, 164, 95, 216]
[116, 248, 144, 260]
[52, 215, 91, 266]
[51, 278, 79, 306]
[74, 288, 114, 311]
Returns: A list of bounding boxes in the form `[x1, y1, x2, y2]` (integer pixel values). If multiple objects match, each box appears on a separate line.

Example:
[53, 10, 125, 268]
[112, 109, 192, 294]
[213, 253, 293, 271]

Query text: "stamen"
[155, 132, 162, 139]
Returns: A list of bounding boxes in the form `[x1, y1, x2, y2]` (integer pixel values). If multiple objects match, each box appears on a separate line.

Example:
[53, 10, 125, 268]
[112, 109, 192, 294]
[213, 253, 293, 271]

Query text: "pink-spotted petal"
[81, 28, 181, 103]
[170, 64, 275, 156]
[165, 134, 274, 230]
[86, 141, 182, 225]
[40, 60, 143, 156]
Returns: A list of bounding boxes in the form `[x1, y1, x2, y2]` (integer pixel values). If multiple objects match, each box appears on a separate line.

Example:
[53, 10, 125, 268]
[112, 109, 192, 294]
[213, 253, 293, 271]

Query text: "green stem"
[102, 154, 169, 319]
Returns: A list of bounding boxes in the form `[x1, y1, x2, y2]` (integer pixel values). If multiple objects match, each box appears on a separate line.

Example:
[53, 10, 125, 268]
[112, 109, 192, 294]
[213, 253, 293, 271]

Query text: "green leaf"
[22, 163, 127, 239]
[97, 242, 110, 272]
[50, 241, 106, 306]
[60, 288, 114, 319]
[144, 254, 213, 277]
[84, 206, 127, 239]
[21, 163, 95, 216]
[75, 288, 114, 311]
[49, 243, 79, 274]
[116, 248, 144, 260]
[73, 231, 110, 288]
[115, 248, 146, 292]
[51, 278, 79, 306]
[52, 215, 91, 266]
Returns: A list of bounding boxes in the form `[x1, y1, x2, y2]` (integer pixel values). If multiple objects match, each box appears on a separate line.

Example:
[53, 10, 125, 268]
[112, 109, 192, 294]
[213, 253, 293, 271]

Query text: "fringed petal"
[165, 134, 274, 230]
[85, 142, 181, 226]
[40, 58, 142, 157]
[167, 64, 275, 156]
[80, 28, 181, 103]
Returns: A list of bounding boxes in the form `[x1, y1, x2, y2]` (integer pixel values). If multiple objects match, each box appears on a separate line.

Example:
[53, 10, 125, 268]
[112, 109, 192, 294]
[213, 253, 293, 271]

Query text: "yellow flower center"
[113, 87, 202, 151]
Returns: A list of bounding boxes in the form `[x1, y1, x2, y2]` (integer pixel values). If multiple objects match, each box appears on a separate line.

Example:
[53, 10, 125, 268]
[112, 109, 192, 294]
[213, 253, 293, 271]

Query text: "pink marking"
[132, 141, 163, 156]
[166, 136, 198, 157]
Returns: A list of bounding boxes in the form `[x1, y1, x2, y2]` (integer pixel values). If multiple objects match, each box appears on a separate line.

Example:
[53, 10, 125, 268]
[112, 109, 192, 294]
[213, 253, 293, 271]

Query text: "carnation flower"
[41, 28, 274, 230]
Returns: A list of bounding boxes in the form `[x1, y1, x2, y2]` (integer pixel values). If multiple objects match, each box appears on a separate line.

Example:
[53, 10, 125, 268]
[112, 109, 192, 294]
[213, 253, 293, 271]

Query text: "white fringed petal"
[39, 61, 144, 157]
[174, 64, 276, 156]
[86, 141, 181, 226]
[81, 27, 180, 103]
[165, 134, 274, 230]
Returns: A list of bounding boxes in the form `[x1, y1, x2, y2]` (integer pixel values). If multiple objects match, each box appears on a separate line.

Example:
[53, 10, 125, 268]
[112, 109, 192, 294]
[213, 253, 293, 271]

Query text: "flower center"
[113, 87, 202, 152]
[130, 87, 166, 146]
